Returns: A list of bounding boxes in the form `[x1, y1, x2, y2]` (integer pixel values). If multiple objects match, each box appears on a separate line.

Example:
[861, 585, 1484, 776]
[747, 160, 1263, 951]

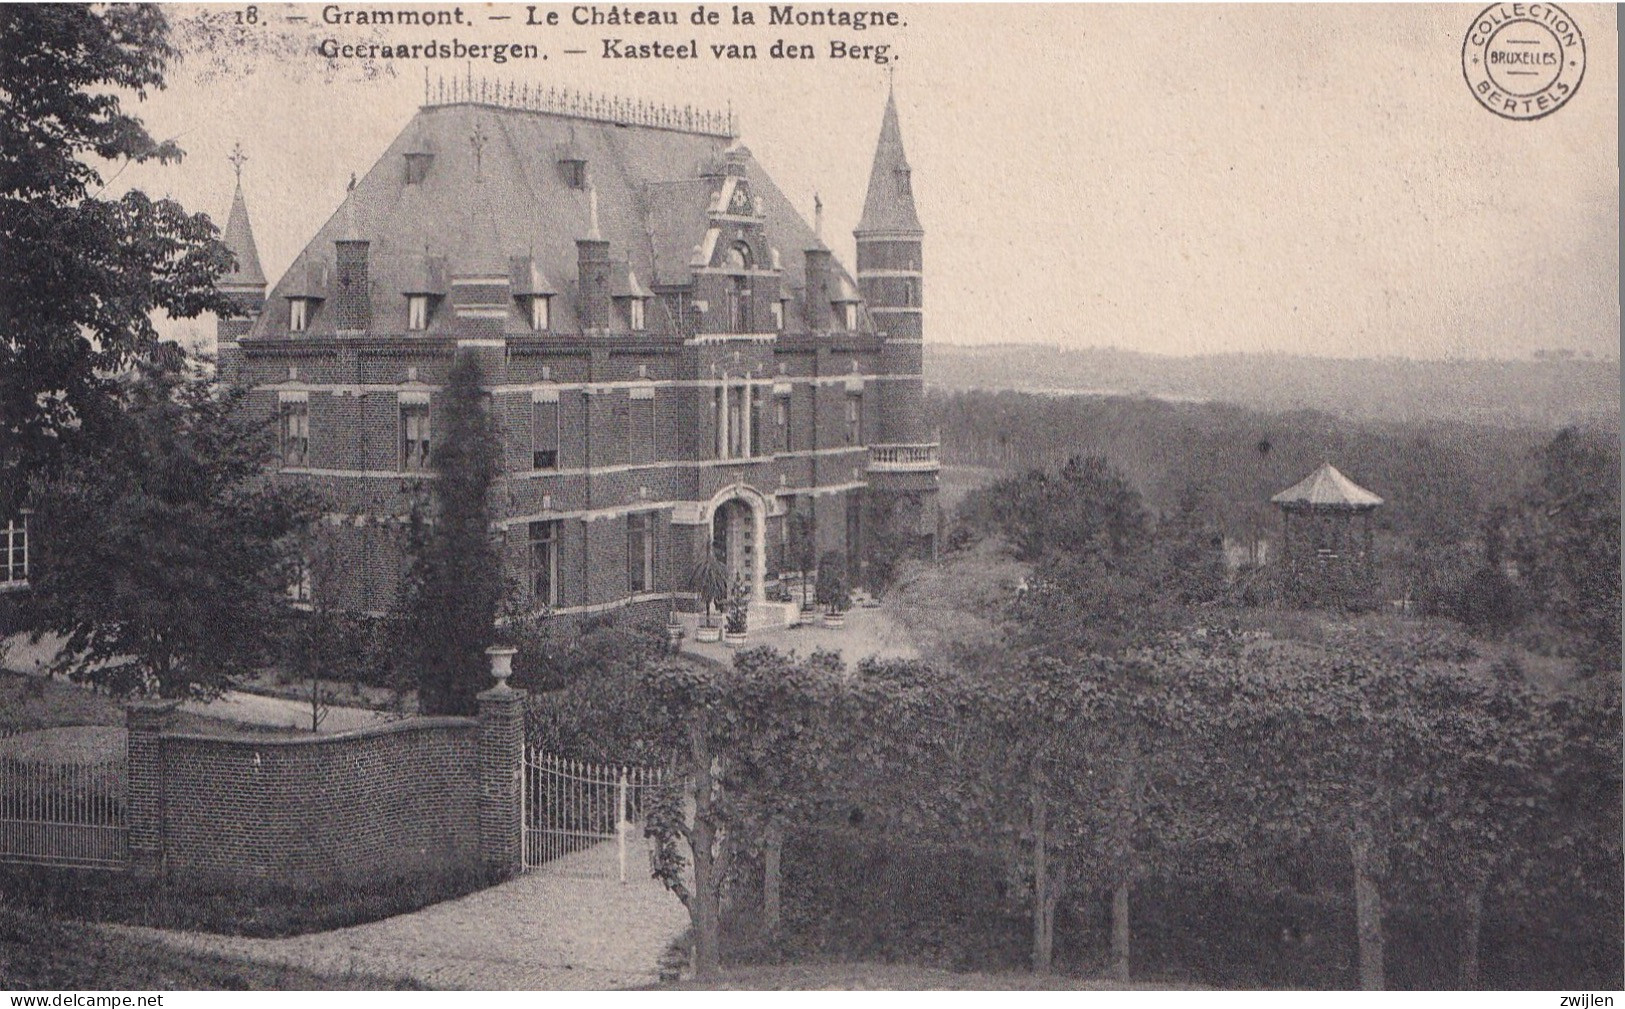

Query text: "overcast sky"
[120, 3, 1619, 360]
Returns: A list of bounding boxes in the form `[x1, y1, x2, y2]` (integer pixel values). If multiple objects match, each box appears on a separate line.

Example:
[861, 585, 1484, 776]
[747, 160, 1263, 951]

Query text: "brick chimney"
[802, 247, 832, 331]
[576, 187, 611, 331]
[334, 240, 371, 333]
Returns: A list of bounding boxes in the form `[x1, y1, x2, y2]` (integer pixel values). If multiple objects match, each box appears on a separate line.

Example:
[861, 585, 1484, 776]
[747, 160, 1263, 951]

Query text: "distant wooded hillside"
[925, 344, 1620, 429]
[929, 388, 1561, 547]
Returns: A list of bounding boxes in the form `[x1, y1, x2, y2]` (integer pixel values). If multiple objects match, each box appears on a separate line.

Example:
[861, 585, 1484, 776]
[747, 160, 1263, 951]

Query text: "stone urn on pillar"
[485, 645, 518, 689]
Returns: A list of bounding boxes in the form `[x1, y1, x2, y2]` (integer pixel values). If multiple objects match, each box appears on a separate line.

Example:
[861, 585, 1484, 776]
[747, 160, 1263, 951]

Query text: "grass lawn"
[229, 666, 405, 713]
[0, 669, 310, 743]
[655, 962, 1195, 990]
[0, 905, 422, 990]
[0, 862, 492, 940]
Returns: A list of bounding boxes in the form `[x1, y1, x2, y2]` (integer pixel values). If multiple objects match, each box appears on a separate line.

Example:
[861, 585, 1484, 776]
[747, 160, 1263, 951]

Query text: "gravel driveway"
[102, 836, 690, 990]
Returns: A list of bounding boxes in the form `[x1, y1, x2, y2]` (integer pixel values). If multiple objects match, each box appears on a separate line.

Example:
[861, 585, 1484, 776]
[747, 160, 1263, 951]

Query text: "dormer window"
[629, 297, 645, 331]
[407, 295, 430, 332]
[725, 242, 752, 270]
[843, 302, 858, 330]
[560, 158, 587, 189]
[771, 300, 784, 330]
[289, 298, 310, 332]
[405, 152, 433, 185]
[530, 294, 551, 332]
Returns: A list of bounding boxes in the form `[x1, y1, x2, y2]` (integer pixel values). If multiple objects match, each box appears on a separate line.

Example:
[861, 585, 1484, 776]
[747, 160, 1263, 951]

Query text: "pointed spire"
[813, 192, 824, 243]
[221, 144, 266, 288]
[856, 86, 922, 235]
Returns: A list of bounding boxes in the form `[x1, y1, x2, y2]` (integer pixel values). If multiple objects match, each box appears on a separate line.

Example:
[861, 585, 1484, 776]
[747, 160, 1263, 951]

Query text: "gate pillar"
[477, 647, 526, 879]
[125, 700, 179, 879]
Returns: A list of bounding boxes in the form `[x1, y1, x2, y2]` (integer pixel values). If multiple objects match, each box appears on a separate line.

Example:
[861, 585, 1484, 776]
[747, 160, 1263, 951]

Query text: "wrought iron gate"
[0, 750, 128, 869]
[522, 750, 670, 881]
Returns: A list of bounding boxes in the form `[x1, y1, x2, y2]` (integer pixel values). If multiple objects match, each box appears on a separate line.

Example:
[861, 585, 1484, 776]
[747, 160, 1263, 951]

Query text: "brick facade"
[217, 88, 940, 618]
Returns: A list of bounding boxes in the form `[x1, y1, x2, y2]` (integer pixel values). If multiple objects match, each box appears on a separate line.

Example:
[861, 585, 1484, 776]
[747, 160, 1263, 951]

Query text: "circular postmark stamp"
[1462, 3, 1586, 120]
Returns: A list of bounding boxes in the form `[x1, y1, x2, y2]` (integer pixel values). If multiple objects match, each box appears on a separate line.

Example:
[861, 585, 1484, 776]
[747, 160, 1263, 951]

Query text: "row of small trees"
[633, 636, 1620, 987]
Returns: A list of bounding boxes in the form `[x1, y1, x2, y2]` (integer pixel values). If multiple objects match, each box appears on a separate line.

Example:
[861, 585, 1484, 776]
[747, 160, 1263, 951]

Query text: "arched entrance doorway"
[704, 484, 768, 604]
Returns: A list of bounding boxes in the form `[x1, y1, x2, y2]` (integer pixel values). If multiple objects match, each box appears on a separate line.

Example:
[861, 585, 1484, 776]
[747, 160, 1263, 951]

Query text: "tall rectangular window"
[280, 400, 310, 467]
[400, 402, 431, 472]
[627, 513, 654, 594]
[630, 392, 655, 464]
[749, 389, 763, 458]
[530, 295, 550, 332]
[728, 277, 751, 332]
[713, 387, 726, 459]
[529, 520, 559, 608]
[1, 517, 27, 587]
[289, 298, 309, 333]
[844, 393, 862, 445]
[532, 398, 559, 470]
[770, 301, 784, 330]
[775, 394, 790, 453]
[407, 295, 429, 331]
[629, 298, 646, 331]
[843, 303, 858, 331]
[727, 387, 744, 459]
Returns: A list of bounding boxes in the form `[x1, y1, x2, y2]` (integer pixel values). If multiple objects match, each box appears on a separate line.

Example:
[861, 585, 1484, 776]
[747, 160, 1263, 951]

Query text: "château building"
[217, 81, 939, 623]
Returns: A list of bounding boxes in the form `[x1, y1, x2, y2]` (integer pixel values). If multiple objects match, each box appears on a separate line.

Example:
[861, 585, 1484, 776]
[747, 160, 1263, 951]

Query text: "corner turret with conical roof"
[856, 87, 923, 238]
[855, 85, 938, 564]
[856, 88, 927, 420]
[856, 85, 924, 348]
[217, 144, 266, 376]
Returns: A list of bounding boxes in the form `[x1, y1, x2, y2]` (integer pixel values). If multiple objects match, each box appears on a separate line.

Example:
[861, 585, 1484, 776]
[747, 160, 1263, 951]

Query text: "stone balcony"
[867, 442, 940, 473]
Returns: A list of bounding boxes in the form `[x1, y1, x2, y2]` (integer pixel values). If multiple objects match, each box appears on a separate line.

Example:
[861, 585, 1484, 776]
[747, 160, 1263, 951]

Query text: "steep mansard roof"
[247, 102, 863, 339]
[1272, 463, 1385, 511]
[855, 89, 921, 236]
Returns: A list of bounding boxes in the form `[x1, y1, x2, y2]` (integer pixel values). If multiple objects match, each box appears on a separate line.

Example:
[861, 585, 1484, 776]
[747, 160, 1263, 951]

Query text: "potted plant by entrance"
[723, 574, 750, 647]
[816, 550, 851, 629]
[687, 552, 729, 644]
[786, 510, 817, 620]
[665, 599, 685, 652]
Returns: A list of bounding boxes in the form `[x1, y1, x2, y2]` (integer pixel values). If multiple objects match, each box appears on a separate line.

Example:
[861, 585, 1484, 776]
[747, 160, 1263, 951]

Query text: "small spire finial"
[470, 121, 488, 180]
[587, 184, 601, 240]
[813, 192, 823, 240]
[227, 142, 248, 183]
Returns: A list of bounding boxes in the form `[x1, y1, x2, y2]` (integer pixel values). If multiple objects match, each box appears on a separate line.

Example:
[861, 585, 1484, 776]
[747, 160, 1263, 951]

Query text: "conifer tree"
[401, 354, 503, 715]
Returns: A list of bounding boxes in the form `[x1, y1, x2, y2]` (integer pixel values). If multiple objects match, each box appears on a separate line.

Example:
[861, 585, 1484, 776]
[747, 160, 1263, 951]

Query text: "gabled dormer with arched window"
[510, 255, 557, 333]
[282, 259, 330, 334]
[611, 261, 652, 332]
[400, 255, 447, 334]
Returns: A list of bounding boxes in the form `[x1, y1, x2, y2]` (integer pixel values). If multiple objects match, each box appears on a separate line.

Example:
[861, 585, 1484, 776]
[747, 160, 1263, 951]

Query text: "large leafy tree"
[26, 360, 321, 698]
[399, 353, 503, 716]
[1508, 427, 1621, 675]
[0, 5, 233, 511]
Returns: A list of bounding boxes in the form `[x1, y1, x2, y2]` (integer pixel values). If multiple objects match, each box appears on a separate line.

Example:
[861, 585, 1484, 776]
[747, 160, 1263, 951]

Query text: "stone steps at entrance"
[748, 599, 804, 630]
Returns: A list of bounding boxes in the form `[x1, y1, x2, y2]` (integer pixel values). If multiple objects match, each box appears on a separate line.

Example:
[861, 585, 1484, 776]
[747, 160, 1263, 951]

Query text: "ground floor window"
[627, 512, 654, 594]
[529, 520, 559, 608]
[287, 555, 312, 605]
[1, 517, 27, 587]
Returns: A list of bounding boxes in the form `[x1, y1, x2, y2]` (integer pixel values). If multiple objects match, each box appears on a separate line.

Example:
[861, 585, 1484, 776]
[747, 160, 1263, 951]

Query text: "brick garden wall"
[153, 716, 481, 885]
